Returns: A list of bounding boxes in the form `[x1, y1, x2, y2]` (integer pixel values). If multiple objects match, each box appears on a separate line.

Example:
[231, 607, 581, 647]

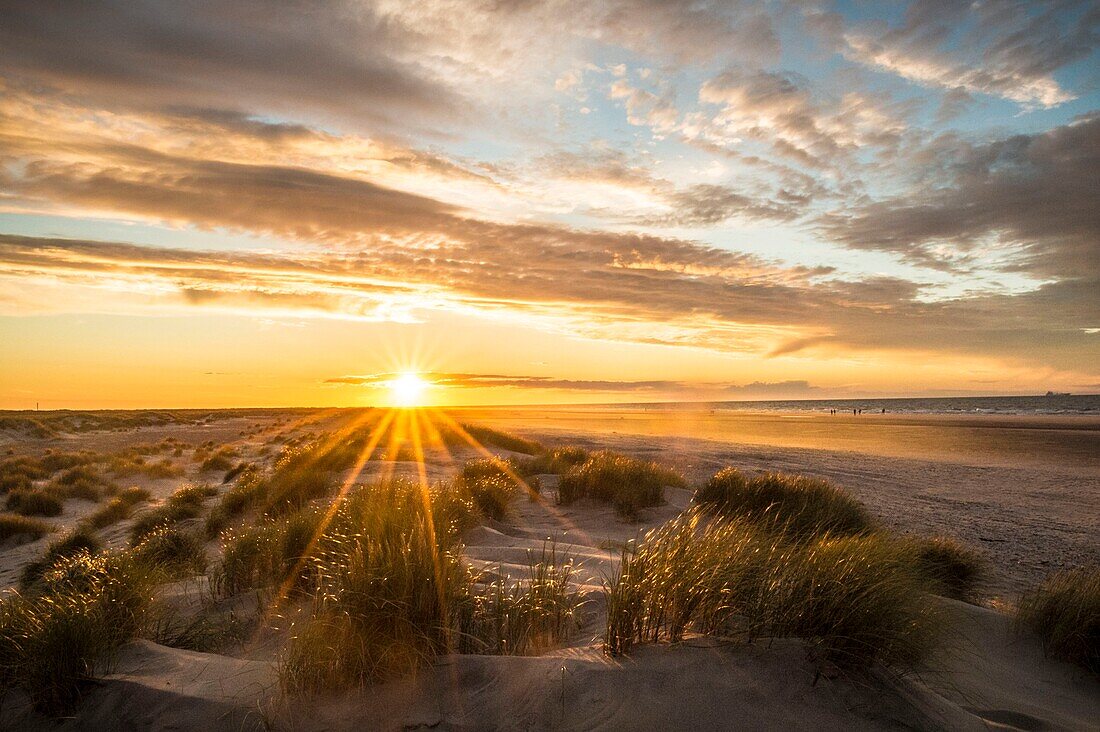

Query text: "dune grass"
[147, 610, 252, 654]
[46, 465, 114, 503]
[604, 510, 938, 670]
[1017, 566, 1099, 674]
[222, 461, 252, 484]
[278, 480, 474, 692]
[693, 468, 874, 540]
[130, 525, 207, 579]
[458, 544, 583, 655]
[214, 508, 324, 596]
[20, 526, 104, 589]
[460, 424, 543, 455]
[129, 484, 217, 543]
[0, 551, 153, 714]
[6, 488, 64, 517]
[0, 457, 47, 494]
[200, 450, 236, 473]
[204, 469, 266, 537]
[257, 444, 339, 516]
[82, 486, 152, 529]
[558, 450, 683, 520]
[276, 478, 584, 693]
[0, 453, 94, 494]
[106, 454, 184, 479]
[0, 512, 51, 543]
[454, 458, 528, 520]
[513, 445, 590, 475]
[905, 535, 985, 602]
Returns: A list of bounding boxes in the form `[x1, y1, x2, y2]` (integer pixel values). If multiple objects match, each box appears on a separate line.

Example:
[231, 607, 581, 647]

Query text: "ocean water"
[630, 394, 1100, 416]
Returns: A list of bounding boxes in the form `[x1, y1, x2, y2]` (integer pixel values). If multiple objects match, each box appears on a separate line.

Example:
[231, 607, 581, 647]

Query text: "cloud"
[324, 372, 820, 396]
[690, 68, 912, 172]
[325, 372, 681, 391]
[3, 231, 1098, 377]
[609, 79, 679, 133]
[0, 1, 465, 133]
[0, 0, 1096, 392]
[533, 149, 805, 226]
[723, 380, 818, 395]
[820, 114, 1100, 280]
[838, 0, 1098, 108]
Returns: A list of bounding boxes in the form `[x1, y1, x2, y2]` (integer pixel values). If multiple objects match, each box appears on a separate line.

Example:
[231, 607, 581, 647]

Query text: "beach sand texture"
[1, 409, 1097, 730]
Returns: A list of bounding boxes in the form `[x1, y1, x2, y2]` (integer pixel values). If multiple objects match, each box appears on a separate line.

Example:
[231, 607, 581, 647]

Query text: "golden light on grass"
[389, 373, 429, 407]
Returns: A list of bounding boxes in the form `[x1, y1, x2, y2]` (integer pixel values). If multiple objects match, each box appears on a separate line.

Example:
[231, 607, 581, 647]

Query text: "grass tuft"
[200, 451, 236, 473]
[604, 510, 938, 670]
[279, 480, 473, 692]
[130, 525, 207, 578]
[129, 484, 216, 543]
[694, 468, 873, 540]
[260, 445, 337, 516]
[1017, 566, 1099, 674]
[82, 486, 152, 530]
[0, 512, 52, 543]
[20, 526, 104, 589]
[214, 508, 323, 597]
[558, 450, 683, 520]
[204, 470, 266, 537]
[0, 551, 153, 714]
[460, 424, 542, 455]
[455, 459, 525, 520]
[6, 488, 64, 517]
[906, 535, 985, 602]
[458, 544, 583, 655]
[514, 445, 590, 475]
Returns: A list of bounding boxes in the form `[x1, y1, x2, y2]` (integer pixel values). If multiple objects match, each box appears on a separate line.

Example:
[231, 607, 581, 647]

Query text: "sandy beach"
[1, 408, 1097, 730]
[462, 407, 1100, 599]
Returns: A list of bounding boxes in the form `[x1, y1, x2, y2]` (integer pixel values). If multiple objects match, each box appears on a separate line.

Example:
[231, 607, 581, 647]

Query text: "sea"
[625, 394, 1100, 416]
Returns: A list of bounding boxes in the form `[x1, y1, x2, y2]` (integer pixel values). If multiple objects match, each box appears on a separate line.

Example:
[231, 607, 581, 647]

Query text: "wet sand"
[456, 407, 1100, 472]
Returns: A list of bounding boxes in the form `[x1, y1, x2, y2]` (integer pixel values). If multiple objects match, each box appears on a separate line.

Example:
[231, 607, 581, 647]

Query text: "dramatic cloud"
[689, 69, 913, 174]
[3, 232, 1096, 375]
[821, 114, 1100, 280]
[0, 1, 465, 133]
[0, 0, 1097, 401]
[835, 0, 1099, 108]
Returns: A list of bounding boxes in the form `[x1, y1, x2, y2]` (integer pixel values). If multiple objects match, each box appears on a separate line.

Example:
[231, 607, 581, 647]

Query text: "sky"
[0, 0, 1098, 408]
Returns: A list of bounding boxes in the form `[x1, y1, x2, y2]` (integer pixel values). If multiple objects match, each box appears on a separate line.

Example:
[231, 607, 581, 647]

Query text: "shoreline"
[457, 407, 1100, 472]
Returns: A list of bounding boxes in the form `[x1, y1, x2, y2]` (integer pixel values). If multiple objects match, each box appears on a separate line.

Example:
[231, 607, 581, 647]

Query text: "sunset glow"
[0, 3, 1097, 408]
[388, 373, 429, 408]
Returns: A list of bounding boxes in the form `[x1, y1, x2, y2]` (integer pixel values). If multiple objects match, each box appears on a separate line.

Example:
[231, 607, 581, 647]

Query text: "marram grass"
[274, 479, 580, 693]
[0, 551, 154, 714]
[1017, 566, 1100, 674]
[604, 509, 939, 670]
[694, 467, 873, 540]
[558, 450, 684, 520]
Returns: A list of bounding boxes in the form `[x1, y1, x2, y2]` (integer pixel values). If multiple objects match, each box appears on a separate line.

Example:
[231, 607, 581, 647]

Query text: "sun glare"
[390, 372, 428, 407]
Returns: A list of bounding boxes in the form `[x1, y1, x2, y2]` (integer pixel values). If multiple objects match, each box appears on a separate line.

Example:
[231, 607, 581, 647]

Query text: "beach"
[463, 407, 1100, 599]
[0, 408, 1097, 730]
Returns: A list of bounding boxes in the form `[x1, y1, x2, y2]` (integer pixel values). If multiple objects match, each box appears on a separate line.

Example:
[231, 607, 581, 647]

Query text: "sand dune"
[2, 411, 1097, 730]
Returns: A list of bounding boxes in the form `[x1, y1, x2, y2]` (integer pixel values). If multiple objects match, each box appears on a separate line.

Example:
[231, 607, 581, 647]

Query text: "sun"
[389, 372, 429, 407]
